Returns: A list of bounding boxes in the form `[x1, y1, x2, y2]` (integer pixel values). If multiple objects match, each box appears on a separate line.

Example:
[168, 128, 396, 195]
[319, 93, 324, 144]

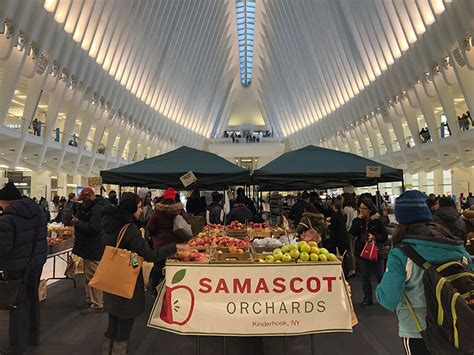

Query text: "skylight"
[236, 0, 255, 87]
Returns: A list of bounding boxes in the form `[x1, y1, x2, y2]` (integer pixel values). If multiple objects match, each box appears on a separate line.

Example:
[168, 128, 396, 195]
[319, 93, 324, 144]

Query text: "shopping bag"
[38, 279, 47, 302]
[359, 240, 378, 261]
[142, 261, 154, 289]
[64, 254, 84, 276]
[89, 224, 144, 299]
[299, 218, 321, 243]
[173, 214, 193, 241]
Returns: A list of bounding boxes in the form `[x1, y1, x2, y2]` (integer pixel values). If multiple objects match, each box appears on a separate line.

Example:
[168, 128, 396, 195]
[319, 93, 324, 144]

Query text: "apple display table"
[149, 261, 353, 338]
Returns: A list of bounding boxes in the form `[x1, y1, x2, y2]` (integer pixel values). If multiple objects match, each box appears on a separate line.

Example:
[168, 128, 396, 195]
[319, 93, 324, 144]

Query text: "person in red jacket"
[147, 188, 189, 294]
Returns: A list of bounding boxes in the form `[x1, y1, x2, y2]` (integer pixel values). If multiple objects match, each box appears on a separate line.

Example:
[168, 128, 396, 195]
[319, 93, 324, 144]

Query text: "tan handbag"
[89, 224, 144, 299]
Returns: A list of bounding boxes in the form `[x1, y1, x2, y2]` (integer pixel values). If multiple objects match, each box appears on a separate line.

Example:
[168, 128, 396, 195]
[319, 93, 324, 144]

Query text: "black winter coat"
[226, 204, 254, 224]
[328, 211, 350, 251]
[101, 206, 176, 319]
[0, 198, 48, 273]
[289, 200, 312, 228]
[350, 213, 388, 259]
[433, 207, 467, 243]
[73, 197, 110, 261]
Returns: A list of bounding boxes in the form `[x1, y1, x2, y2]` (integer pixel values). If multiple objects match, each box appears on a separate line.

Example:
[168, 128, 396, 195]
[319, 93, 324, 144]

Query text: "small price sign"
[180, 171, 197, 187]
[366, 166, 381, 178]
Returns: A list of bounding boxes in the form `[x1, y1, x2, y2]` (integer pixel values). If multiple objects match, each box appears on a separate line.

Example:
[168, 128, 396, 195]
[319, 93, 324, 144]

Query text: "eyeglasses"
[359, 207, 368, 210]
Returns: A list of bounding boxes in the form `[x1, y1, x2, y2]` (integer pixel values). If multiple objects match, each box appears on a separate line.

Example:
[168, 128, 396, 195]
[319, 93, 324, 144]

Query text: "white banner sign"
[148, 263, 353, 336]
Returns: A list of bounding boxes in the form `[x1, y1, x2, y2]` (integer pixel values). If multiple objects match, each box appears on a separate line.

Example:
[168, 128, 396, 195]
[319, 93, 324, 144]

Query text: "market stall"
[252, 145, 404, 190]
[146, 224, 355, 353]
[100, 146, 251, 190]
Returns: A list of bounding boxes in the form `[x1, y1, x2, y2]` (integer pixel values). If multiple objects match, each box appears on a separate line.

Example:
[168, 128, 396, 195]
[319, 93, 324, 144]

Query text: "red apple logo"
[160, 269, 195, 326]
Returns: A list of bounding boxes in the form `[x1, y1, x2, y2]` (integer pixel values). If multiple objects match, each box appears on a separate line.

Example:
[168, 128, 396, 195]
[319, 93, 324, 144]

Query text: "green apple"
[310, 246, 320, 254]
[319, 248, 329, 255]
[319, 254, 328, 262]
[310, 253, 319, 261]
[299, 252, 310, 261]
[300, 243, 311, 253]
[288, 244, 298, 251]
[328, 253, 338, 261]
[281, 245, 289, 254]
[289, 249, 300, 259]
[282, 253, 292, 262]
[273, 251, 284, 261]
[308, 241, 318, 247]
[298, 241, 308, 249]
[265, 255, 275, 263]
[273, 248, 282, 256]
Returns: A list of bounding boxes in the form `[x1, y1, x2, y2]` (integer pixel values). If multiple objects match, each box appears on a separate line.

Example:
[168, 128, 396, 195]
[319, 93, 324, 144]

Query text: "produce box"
[217, 245, 252, 254]
[224, 228, 247, 239]
[210, 251, 253, 264]
[49, 236, 75, 254]
[250, 228, 272, 238]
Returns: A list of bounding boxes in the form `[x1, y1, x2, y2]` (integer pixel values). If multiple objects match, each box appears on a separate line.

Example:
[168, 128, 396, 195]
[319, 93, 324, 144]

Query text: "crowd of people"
[0, 182, 472, 355]
[222, 130, 273, 143]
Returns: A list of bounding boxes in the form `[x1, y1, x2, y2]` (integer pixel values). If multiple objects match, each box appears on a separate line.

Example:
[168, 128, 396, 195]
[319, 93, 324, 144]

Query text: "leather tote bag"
[299, 218, 322, 243]
[89, 224, 144, 299]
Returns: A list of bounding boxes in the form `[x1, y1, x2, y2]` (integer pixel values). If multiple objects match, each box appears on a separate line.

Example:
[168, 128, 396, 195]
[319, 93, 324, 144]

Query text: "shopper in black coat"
[71, 188, 110, 314]
[350, 198, 387, 306]
[433, 196, 467, 243]
[226, 195, 254, 224]
[288, 191, 312, 228]
[0, 183, 47, 354]
[101, 194, 189, 354]
[327, 200, 350, 255]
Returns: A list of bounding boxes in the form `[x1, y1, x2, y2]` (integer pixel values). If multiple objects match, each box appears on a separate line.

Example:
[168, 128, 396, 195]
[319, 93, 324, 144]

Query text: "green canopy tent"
[100, 146, 251, 189]
[252, 145, 404, 190]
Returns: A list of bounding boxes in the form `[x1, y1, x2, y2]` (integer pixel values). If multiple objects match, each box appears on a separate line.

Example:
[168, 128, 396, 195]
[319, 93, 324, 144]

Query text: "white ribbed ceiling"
[42, 0, 455, 140]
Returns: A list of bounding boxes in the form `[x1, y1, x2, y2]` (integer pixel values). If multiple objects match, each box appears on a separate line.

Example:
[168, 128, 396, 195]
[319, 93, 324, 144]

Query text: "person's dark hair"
[121, 192, 135, 201]
[438, 196, 455, 208]
[392, 222, 451, 246]
[236, 187, 245, 197]
[119, 193, 141, 216]
[68, 192, 75, 200]
[212, 191, 222, 203]
[190, 189, 200, 199]
[426, 197, 438, 211]
[332, 200, 342, 212]
[342, 193, 357, 209]
[358, 198, 376, 215]
[235, 195, 246, 205]
[301, 191, 310, 200]
[109, 190, 117, 197]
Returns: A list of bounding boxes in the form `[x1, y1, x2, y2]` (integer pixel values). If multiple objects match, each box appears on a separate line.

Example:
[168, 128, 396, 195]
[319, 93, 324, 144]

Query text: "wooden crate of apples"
[225, 221, 248, 239]
[257, 241, 339, 263]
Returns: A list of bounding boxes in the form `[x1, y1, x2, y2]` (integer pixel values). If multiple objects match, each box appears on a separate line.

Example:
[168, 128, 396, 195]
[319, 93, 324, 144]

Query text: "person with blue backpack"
[376, 190, 474, 355]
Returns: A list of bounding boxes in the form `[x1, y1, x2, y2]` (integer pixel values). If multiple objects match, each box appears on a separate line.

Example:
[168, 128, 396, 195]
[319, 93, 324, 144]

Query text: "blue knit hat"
[395, 190, 432, 225]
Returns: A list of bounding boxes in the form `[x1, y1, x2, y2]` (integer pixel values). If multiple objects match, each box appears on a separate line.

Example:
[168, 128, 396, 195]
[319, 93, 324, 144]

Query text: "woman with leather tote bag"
[99, 194, 190, 355]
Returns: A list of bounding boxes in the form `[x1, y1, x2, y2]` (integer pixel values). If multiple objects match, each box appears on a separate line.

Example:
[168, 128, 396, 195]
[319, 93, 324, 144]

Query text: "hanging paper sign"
[180, 171, 197, 187]
[148, 263, 353, 336]
[366, 166, 381, 178]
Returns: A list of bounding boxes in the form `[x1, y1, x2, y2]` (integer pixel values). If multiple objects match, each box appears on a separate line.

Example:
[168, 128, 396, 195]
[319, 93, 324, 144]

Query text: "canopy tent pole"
[118, 185, 122, 202]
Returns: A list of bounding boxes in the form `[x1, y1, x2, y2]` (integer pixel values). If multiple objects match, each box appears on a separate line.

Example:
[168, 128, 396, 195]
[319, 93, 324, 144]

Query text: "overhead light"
[3, 20, 13, 39]
[416, 78, 421, 84]
[424, 72, 432, 82]
[29, 44, 37, 59]
[443, 56, 451, 69]
[50, 61, 59, 77]
[401, 90, 407, 98]
[433, 63, 441, 74]
[16, 32, 26, 51]
[465, 33, 472, 51]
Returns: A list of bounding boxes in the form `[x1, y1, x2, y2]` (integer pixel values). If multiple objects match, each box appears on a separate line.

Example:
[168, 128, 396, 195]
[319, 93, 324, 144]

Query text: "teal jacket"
[375, 228, 473, 339]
